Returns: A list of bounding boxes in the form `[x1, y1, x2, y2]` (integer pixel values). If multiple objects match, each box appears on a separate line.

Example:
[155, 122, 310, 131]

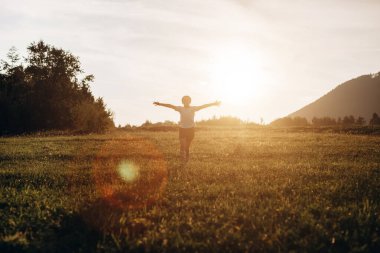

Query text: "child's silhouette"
[154, 96, 221, 161]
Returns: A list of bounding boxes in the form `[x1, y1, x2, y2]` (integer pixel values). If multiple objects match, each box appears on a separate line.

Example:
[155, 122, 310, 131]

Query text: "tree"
[0, 41, 114, 134]
[1, 46, 20, 71]
[0, 47, 29, 133]
[312, 117, 336, 127]
[356, 116, 366, 126]
[141, 120, 152, 127]
[369, 113, 380, 126]
[342, 115, 355, 126]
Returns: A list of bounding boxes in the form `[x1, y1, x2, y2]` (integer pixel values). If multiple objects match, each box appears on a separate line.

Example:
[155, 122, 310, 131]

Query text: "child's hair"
[182, 95, 191, 105]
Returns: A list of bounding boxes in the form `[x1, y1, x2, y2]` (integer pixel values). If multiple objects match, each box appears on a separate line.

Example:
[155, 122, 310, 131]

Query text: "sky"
[1, 0, 380, 126]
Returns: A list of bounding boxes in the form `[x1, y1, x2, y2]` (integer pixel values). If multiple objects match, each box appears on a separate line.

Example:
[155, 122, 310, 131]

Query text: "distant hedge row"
[270, 114, 380, 127]
[0, 41, 114, 134]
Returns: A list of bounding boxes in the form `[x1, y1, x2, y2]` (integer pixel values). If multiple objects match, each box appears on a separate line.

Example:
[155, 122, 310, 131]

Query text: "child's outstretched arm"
[153, 102, 177, 110]
[195, 101, 221, 111]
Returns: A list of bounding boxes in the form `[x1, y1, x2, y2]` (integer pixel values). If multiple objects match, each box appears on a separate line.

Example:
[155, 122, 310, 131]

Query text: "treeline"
[128, 116, 259, 128]
[270, 113, 380, 127]
[0, 41, 114, 134]
[119, 116, 260, 131]
[197, 116, 257, 126]
[134, 116, 252, 128]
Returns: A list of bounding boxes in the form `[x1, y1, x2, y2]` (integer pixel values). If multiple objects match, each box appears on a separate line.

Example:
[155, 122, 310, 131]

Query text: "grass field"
[1, 129, 380, 252]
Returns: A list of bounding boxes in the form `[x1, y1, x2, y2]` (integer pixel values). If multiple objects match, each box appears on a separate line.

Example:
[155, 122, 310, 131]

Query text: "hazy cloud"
[1, 0, 380, 125]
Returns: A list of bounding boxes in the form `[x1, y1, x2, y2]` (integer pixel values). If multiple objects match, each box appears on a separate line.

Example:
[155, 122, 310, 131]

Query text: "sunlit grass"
[0, 130, 379, 252]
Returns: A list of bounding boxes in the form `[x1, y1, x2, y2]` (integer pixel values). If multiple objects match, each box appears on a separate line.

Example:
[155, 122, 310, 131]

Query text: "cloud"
[1, 0, 380, 125]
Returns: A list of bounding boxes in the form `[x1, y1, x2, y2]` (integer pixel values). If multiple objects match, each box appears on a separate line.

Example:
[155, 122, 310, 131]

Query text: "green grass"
[1, 129, 380, 252]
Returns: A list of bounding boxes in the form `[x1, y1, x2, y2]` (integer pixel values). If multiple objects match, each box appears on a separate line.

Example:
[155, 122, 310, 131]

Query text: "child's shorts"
[179, 127, 195, 142]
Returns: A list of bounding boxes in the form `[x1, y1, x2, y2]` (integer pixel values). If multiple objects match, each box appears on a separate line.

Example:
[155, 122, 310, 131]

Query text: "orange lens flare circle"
[92, 134, 168, 210]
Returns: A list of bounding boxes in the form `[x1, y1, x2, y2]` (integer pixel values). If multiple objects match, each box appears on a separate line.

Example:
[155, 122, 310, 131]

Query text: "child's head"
[182, 95, 191, 106]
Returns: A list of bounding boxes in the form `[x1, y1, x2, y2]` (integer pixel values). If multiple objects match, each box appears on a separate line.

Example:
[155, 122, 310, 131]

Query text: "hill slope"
[289, 72, 380, 121]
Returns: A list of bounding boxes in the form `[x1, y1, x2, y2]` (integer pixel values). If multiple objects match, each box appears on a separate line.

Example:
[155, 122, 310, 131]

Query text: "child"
[153, 96, 221, 161]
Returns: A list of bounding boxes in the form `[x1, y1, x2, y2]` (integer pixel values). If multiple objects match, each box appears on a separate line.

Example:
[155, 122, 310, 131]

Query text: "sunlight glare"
[208, 46, 263, 104]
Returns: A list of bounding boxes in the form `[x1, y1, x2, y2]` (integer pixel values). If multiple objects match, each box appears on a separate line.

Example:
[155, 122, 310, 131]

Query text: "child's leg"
[180, 137, 187, 159]
[185, 138, 192, 159]
[185, 129, 195, 160]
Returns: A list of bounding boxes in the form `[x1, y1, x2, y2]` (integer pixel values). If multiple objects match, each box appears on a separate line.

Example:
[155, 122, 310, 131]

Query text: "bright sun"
[208, 46, 263, 104]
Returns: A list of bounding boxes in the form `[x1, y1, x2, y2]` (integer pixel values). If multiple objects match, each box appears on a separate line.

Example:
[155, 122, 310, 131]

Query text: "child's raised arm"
[195, 101, 221, 111]
[153, 102, 178, 110]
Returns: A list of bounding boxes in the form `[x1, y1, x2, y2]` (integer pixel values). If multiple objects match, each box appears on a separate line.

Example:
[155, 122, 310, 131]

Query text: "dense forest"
[0, 41, 114, 134]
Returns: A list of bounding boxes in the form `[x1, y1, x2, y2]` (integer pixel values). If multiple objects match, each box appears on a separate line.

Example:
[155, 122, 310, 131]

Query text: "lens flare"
[91, 134, 168, 210]
[69, 133, 168, 235]
[117, 160, 139, 182]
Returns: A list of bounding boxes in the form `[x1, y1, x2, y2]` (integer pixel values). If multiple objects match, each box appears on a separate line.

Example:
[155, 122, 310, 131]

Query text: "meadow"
[0, 129, 379, 252]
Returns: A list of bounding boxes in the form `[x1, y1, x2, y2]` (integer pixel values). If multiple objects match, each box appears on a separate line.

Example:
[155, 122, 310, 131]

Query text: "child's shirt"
[175, 106, 201, 128]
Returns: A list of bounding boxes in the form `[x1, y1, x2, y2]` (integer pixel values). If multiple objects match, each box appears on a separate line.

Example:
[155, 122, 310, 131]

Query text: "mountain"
[289, 72, 380, 121]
